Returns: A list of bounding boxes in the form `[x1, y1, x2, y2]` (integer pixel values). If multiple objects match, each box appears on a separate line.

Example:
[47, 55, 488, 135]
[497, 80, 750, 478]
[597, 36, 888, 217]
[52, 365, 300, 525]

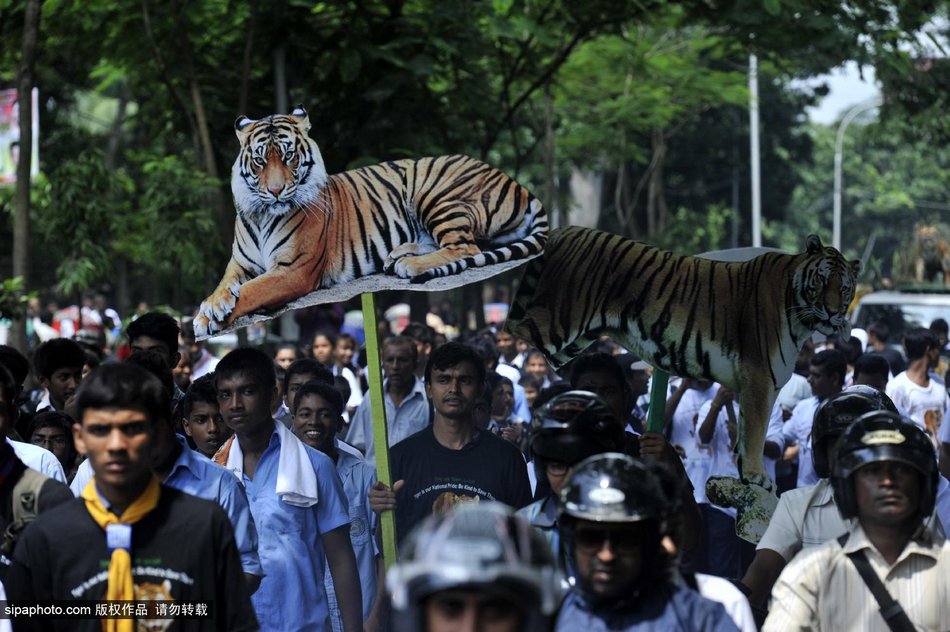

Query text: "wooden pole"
[645, 369, 669, 434]
[361, 292, 398, 567]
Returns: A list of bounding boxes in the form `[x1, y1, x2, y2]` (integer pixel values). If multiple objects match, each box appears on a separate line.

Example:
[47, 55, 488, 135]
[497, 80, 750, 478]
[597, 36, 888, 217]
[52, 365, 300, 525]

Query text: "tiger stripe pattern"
[195, 106, 548, 336]
[506, 225, 859, 493]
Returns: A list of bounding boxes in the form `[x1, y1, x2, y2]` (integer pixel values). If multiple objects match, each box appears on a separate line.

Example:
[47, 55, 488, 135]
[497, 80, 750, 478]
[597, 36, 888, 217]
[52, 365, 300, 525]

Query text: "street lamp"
[833, 97, 881, 251]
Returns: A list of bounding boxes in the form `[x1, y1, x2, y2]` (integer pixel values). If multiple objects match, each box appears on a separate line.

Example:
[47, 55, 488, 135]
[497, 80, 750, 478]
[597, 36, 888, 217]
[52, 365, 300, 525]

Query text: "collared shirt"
[763, 522, 950, 631]
[344, 377, 429, 464]
[7, 438, 66, 483]
[555, 584, 739, 631]
[756, 479, 850, 561]
[787, 396, 821, 488]
[70, 436, 263, 577]
[517, 495, 560, 565]
[325, 445, 378, 632]
[240, 427, 349, 632]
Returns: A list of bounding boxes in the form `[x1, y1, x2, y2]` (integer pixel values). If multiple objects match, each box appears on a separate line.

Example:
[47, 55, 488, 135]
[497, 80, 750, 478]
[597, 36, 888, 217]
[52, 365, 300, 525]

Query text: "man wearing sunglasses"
[555, 453, 738, 631]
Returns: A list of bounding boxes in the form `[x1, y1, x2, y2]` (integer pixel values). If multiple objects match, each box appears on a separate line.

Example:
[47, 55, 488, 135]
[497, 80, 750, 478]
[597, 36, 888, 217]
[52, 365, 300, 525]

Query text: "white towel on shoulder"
[222, 422, 319, 507]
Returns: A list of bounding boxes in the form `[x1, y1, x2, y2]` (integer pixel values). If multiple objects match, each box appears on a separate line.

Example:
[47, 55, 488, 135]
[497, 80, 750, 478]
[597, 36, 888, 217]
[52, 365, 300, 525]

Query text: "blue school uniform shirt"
[242, 428, 350, 632]
[69, 434, 263, 577]
[325, 441, 378, 632]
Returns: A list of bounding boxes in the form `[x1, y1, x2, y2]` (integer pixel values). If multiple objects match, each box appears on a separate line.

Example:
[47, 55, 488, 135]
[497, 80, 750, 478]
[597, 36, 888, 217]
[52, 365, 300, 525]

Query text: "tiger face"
[791, 235, 860, 337]
[231, 105, 328, 219]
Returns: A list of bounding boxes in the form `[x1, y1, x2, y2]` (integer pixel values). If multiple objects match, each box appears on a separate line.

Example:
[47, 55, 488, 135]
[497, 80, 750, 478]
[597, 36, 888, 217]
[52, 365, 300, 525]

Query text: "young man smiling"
[370, 342, 532, 546]
[8, 363, 257, 632]
[213, 348, 362, 632]
[292, 381, 383, 632]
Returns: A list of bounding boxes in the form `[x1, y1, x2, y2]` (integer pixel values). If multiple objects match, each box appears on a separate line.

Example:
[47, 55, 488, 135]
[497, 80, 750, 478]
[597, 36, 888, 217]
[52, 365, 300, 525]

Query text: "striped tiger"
[194, 105, 547, 337]
[506, 225, 859, 500]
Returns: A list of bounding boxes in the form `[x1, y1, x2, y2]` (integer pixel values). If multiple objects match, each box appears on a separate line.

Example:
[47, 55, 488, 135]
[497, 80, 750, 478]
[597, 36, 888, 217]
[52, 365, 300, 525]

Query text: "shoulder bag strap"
[839, 534, 917, 632]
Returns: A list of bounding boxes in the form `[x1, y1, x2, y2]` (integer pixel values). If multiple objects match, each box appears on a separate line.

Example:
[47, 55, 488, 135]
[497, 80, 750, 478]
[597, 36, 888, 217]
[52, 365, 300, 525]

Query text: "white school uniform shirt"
[787, 396, 821, 488]
[693, 398, 740, 517]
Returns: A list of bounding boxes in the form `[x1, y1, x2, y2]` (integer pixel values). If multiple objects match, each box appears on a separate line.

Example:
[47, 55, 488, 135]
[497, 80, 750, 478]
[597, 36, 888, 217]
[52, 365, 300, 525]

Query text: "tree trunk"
[647, 127, 669, 235]
[542, 84, 558, 227]
[238, 0, 259, 116]
[273, 46, 288, 114]
[10, 0, 41, 353]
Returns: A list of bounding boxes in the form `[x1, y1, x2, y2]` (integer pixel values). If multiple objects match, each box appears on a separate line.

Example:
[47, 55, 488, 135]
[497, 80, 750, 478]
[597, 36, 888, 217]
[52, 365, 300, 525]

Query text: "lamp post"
[833, 97, 881, 251]
[749, 54, 761, 248]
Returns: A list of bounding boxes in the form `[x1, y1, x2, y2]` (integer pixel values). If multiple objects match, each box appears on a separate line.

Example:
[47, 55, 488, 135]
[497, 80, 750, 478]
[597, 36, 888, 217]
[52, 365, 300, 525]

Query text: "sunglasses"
[573, 526, 641, 555]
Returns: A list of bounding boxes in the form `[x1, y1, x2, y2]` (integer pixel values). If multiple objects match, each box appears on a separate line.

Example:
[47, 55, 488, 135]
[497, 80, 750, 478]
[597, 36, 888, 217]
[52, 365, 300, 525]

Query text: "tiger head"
[231, 105, 328, 219]
[791, 235, 860, 338]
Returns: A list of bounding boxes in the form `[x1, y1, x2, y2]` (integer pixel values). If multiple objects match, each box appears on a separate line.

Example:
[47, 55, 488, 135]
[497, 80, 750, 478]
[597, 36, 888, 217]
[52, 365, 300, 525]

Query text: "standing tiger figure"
[194, 106, 548, 337]
[506, 226, 859, 540]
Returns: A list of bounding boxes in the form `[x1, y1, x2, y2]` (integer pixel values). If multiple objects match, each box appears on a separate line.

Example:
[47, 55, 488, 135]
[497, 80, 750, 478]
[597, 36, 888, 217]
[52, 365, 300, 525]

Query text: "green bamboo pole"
[645, 368, 670, 434]
[360, 292, 398, 568]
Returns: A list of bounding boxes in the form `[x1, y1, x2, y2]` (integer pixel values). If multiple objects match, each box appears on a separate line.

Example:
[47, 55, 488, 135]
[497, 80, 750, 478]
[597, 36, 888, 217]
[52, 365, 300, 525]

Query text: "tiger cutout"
[506, 226, 859, 540]
[194, 105, 548, 337]
[134, 579, 174, 632]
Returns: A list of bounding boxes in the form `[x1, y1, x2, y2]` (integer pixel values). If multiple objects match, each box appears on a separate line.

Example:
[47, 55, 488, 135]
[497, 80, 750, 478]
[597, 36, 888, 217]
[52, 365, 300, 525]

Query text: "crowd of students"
[0, 309, 949, 631]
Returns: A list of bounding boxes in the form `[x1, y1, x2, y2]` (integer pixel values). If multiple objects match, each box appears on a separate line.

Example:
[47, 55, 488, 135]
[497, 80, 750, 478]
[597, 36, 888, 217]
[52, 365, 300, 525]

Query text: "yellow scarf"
[81, 477, 161, 632]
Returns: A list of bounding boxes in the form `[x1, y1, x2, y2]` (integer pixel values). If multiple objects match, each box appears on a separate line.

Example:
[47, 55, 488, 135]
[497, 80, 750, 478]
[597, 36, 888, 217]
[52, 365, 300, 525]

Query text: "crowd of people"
[1, 303, 949, 631]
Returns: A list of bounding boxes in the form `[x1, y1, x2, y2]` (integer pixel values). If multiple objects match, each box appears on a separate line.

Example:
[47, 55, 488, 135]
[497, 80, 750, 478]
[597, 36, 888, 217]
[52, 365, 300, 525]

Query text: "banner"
[0, 88, 39, 186]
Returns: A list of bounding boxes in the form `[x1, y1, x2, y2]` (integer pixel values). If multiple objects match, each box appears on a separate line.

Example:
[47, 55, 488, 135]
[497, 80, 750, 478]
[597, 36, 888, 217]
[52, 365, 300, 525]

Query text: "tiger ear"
[849, 259, 861, 277]
[290, 104, 311, 133]
[235, 115, 255, 142]
[805, 234, 824, 255]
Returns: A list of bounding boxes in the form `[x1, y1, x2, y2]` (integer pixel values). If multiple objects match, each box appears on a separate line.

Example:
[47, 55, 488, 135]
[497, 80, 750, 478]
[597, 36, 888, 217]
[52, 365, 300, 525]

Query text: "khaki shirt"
[757, 479, 850, 561]
[763, 523, 950, 631]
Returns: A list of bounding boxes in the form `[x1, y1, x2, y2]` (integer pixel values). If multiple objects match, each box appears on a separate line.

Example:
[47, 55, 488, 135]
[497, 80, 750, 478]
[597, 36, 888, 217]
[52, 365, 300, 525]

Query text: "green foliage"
[0, 276, 36, 320]
[652, 204, 732, 254]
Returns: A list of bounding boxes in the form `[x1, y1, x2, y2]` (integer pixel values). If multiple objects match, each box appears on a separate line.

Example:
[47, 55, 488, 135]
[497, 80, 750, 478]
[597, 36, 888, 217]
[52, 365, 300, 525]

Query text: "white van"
[851, 290, 950, 341]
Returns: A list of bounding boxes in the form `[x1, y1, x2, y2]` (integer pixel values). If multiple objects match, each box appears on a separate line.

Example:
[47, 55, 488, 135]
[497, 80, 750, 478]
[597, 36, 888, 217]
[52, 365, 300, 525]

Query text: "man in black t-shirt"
[7, 363, 257, 632]
[370, 343, 532, 546]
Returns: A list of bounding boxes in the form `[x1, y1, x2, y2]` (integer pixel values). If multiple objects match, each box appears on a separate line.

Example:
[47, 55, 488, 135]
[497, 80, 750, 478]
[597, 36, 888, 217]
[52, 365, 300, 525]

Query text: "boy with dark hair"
[182, 374, 232, 458]
[291, 381, 384, 631]
[27, 411, 78, 481]
[370, 342, 533, 545]
[278, 358, 334, 428]
[69, 355, 263, 588]
[127, 312, 186, 411]
[402, 321, 437, 380]
[32, 338, 85, 414]
[852, 353, 891, 392]
[887, 327, 949, 437]
[213, 348, 361, 632]
[8, 363, 258, 631]
[867, 320, 906, 375]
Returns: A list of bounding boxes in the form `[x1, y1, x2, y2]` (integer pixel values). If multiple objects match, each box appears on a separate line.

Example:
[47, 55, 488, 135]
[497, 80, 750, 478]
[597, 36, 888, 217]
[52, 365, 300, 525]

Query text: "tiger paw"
[706, 475, 778, 544]
[384, 243, 436, 276]
[195, 282, 241, 336]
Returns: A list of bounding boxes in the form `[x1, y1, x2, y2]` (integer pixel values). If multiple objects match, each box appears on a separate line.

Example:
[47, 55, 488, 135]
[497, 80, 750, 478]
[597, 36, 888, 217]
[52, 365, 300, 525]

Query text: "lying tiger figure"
[915, 225, 950, 285]
[194, 106, 548, 337]
[506, 226, 859, 540]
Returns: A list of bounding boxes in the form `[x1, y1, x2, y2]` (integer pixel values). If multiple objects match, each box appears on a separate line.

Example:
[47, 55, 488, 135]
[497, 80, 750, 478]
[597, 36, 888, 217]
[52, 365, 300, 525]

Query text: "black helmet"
[812, 385, 898, 478]
[530, 390, 624, 464]
[558, 453, 668, 524]
[831, 411, 938, 521]
[387, 502, 563, 632]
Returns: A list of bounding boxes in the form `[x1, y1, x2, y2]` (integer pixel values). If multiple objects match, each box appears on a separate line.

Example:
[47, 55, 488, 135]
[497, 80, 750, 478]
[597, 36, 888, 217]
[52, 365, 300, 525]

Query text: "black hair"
[902, 327, 937, 361]
[466, 335, 499, 370]
[930, 318, 949, 338]
[76, 363, 168, 427]
[273, 342, 299, 357]
[811, 348, 848, 386]
[182, 374, 218, 418]
[32, 339, 85, 380]
[275, 365, 286, 387]
[531, 382, 572, 413]
[0, 363, 15, 422]
[838, 336, 864, 365]
[216, 347, 277, 404]
[332, 374, 352, 403]
[126, 312, 180, 357]
[569, 352, 627, 392]
[424, 342, 486, 385]
[336, 333, 357, 348]
[853, 353, 890, 381]
[488, 372, 513, 394]
[402, 321, 435, 348]
[83, 349, 101, 372]
[292, 381, 344, 417]
[867, 320, 890, 343]
[125, 350, 175, 415]
[27, 410, 78, 467]
[519, 373, 542, 391]
[382, 335, 418, 361]
[309, 329, 338, 350]
[284, 358, 334, 392]
[0, 345, 30, 387]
